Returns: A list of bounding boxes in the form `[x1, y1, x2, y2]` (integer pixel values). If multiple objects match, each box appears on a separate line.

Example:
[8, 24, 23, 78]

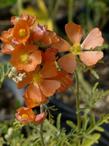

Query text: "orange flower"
[12, 19, 30, 44]
[25, 63, 60, 108]
[54, 22, 104, 73]
[16, 107, 46, 124]
[18, 62, 60, 108]
[10, 44, 41, 72]
[15, 107, 35, 124]
[65, 22, 104, 66]
[0, 29, 15, 54]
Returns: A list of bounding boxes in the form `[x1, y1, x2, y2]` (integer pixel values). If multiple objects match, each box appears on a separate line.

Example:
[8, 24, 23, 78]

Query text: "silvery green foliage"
[0, 62, 11, 87]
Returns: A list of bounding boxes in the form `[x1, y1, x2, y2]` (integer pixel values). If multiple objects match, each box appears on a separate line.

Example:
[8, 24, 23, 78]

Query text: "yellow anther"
[33, 73, 41, 83]
[22, 114, 28, 119]
[19, 29, 26, 38]
[20, 54, 29, 64]
[70, 43, 81, 55]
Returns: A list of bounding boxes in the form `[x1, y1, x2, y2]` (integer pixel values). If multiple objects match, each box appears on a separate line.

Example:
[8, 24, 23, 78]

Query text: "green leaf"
[56, 113, 62, 130]
[95, 126, 104, 132]
[0, 62, 11, 87]
[90, 113, 95, 126]
[66, 120, 77, 130]
[90, 69, 99, 79]
[81, 133, 100, 146]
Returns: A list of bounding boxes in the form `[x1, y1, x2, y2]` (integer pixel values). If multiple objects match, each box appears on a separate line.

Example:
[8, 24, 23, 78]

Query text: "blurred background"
[1, 1, 109, 145]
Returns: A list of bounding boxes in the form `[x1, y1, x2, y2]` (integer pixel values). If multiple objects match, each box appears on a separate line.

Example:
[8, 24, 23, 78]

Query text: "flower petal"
[54, 71, 73, 93]
[41, 30, 59, 47]
[80, 51, 103, 66]
[22, 50, 42, 72]
[52, 38, 70, 52]
[40, 80, 60, 97]
[1, 44, 14, 54]
[0, 28, 13, 44]
[81, 28, 104, 50]
[41, 62, 58, 78]
[24, 84, 47, 108]
[35, 112, 46, 124]
[58, 53, 76, 73]
[31, 24, 46, 41]
[65, 22, 83, 44]
[42, 48, 57, 62]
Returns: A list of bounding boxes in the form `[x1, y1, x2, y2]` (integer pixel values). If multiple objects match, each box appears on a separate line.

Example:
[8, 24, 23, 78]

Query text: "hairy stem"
[40, 105, 45, 146]
[75, 71, 81, 146]
[75, 71, 80, 129]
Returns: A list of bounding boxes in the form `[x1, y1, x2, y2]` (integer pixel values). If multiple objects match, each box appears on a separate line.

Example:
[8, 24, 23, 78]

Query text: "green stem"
[68, 0, 74, 22]
[40, 105, 45, 146]
[75, 71, 80, 129]
[75, 71, 81, 146]
[17, 0, 23, 16]
[52, 0, 61, 21]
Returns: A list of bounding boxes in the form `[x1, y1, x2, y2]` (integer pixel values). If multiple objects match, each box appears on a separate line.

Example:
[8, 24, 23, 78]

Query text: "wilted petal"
[58, 53, 76, 73]
[81, 28, 104, 50]
[65, 22, 83, 44]
[80, 51, 104, 66]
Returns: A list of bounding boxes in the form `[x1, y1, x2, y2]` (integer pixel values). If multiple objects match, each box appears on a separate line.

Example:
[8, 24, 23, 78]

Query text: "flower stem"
[17, 0, 23, 16]
[40, 105, 45, 146]
[75, 71, 81, 146]
[75, 71, 80, 129]
[68, 0, 74, 22]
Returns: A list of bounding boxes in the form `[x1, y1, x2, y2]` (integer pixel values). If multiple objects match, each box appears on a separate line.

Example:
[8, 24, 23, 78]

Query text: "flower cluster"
[0, 14, 104, 124]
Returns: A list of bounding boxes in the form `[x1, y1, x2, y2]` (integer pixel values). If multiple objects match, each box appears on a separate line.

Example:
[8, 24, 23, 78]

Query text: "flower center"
[20, 53, 29, 64]
[19, 29, 27, 38]
[21, 114, 28, 119]
[33, 73, 42, 83]
[70, 43, 81, 55]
